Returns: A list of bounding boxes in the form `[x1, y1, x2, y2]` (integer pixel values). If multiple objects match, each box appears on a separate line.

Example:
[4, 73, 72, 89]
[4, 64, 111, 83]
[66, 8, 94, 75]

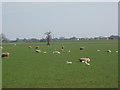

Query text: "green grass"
[2, 40, 118, 88]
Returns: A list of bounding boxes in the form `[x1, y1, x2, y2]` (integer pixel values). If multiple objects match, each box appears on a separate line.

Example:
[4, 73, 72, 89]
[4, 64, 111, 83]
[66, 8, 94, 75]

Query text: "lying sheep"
[107, 50, 111, 53]
[28, 46, 32, 48]
[43, 51, 47, 53]
[35, 50, 41, 53]
[97, 50, 100, 52]
[2, 52, 10, 58]
[0, 46, 3, 49]
[80, 47, 85, 50]
[79, 58, 91, 66]
[66, 61, 72, 64]
[79, 58, 90, 66]
[53, 51, 61, 54]
[79, 58, 90, 63]
[116, 51, 118, 53]
[68, 50, 71, 52]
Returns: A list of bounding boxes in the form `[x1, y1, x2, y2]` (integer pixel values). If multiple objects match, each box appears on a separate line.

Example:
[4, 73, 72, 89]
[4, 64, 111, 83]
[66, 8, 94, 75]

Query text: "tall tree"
[0, 33, 9, 43]
[44, 31, 52, 45]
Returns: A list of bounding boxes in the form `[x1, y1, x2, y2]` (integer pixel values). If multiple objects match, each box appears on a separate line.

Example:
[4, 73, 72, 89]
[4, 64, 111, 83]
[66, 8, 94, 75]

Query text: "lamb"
[53, 51, 61, 54]
[66, 61, 72, 64]
[2, 52, 10, 58]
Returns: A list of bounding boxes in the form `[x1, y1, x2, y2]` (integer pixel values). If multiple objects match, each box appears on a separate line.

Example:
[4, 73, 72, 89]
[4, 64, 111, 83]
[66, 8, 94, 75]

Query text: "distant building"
[108, 35, 119, 40]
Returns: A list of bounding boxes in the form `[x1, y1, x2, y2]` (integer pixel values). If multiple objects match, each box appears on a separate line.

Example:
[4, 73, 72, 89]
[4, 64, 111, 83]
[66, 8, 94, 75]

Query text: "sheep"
[14, 44, 16, 46]
[68, 50, 71, 52]
[35, 50, 41, 53]
[97, 50, 100, 52]
[116, 51, 118, 53]
[2, 52, 10, 58]
[35, 46, 39, 49]
[79, 58, 91, 66]
[53, 51, 61, 54]
[79, 58, 90, 63]
[28, 46, 32, 48]
[43, 51, 47, 53]
[80, 47, 85, 50]
[66, 61, 72, 64]
[0, 46, 3, 49]
[107, 50, 111, 53]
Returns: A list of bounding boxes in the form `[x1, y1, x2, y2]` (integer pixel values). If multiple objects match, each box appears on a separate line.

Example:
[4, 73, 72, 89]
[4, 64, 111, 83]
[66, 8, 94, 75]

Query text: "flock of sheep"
[1, 43, 118, 66]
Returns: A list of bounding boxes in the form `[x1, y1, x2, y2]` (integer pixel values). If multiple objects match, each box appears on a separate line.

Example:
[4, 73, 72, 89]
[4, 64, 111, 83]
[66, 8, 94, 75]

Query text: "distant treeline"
[1, 33, 119, 43]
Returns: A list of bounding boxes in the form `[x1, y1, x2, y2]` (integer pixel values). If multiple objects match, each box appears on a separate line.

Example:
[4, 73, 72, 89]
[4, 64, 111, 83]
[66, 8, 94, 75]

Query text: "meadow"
[2, 40, 118, 88]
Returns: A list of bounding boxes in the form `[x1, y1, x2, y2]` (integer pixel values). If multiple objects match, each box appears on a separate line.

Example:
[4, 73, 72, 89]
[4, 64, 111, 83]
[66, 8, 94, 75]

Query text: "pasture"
[2, 40, 118, 88]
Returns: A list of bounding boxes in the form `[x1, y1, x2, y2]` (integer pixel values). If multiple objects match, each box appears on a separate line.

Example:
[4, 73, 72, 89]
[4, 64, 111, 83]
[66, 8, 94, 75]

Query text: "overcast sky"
[2, 2, 118, 40]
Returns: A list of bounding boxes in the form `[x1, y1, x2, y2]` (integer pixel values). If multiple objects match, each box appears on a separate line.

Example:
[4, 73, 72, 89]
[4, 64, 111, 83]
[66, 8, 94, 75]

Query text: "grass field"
[2, 40, 118, 88]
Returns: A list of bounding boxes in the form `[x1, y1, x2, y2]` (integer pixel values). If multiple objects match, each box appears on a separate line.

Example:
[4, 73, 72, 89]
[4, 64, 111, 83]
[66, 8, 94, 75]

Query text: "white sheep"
[35, 50, 41, 53]
[97, 50, 100, 52]
[116, 51, 118, 53]
[53, 51, 61, 54]
[66, 61, 72, 64]
[107, 50, 111, 53]
[68, 50, 71, 52]
[43, 51, 47, 53]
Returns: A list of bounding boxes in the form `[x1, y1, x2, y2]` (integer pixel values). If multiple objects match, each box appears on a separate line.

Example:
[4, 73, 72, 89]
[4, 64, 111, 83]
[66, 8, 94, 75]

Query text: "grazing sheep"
[35, 50, 41, 53]
[2, 52, 10, 58]
[107, 50, 111, 53]
[35, 46, 39, 49]
[66, 61, 72, 64]
[14, 44, 16, 46]
[28, 46, 32, 48]
[53, 51, 61, 54]
[80, 47, 85, 50]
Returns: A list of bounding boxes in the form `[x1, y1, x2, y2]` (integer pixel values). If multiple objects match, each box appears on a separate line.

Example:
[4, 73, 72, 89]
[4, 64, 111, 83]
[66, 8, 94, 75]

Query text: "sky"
[2, 2, 118, 40]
